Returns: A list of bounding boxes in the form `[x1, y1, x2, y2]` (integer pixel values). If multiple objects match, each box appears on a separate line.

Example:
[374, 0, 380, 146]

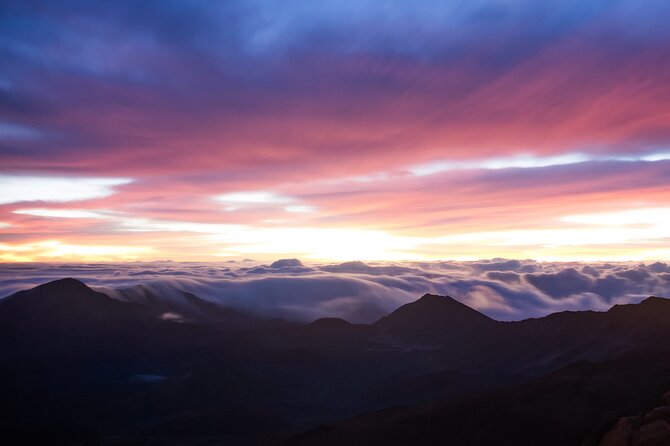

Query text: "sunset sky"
[1, 0, 670, 262]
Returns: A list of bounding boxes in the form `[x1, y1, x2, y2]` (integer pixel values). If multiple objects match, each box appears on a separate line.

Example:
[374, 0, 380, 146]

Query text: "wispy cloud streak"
[0, 1, 669, 260]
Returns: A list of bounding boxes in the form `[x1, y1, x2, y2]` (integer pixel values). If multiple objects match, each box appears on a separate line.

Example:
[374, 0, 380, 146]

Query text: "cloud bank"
[1, 260, 668, 323]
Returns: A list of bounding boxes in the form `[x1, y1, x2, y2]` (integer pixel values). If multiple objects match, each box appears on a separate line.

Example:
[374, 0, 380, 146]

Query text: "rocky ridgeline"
[600, 391, 670, 446]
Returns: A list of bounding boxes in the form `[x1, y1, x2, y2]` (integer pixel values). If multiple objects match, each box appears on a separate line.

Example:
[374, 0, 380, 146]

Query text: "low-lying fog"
[2, 259, 669, 323]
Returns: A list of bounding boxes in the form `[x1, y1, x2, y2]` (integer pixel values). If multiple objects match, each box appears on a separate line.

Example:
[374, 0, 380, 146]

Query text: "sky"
[1, 0, 670, 262]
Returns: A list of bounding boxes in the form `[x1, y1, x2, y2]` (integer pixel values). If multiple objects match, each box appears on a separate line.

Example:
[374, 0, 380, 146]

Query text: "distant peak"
[410, 294, 488, 316]
[640, 296, 669, 306]
[419, 293, 450, 300]
[35, 277, 91, 292]
[341, 261, 369, 267]
[416, 293, 459, 305]
[608, 296, 670, 313]
[1, 277, 114, 312]
[374, 293, 494, 336]
[370, 292, 497, 344]
[270, 258, 303, 268]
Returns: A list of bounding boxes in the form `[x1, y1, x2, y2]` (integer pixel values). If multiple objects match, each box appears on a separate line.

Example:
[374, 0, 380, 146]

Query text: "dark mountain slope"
[373, 294, 497, 343]
[0, 278, 152, 349]
[1, 280, 669, 446]
[285, 351, 670, 446]
[483, 296, 670, 373]
[0, 279, 267, 444]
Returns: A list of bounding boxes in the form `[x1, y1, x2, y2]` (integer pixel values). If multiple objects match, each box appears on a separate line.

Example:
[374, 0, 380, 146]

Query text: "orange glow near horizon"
[2, 195, 670, 262]
[2, 2, 670, 263]
[1, 163, 670, 262]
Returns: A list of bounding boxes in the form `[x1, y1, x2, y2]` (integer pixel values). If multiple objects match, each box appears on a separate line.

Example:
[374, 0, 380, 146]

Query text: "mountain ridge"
[3, 280, 669, 329]
[1, 279, 669, 445]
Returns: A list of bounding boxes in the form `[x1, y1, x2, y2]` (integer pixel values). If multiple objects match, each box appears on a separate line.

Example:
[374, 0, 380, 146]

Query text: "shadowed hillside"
[1, 279, 669, 445]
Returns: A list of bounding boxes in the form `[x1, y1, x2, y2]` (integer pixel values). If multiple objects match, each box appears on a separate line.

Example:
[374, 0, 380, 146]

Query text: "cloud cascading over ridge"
[1, 1, 670, 261]
[1, 260, 668, 323]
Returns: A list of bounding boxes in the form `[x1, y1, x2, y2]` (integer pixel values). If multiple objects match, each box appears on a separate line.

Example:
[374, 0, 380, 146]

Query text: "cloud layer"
[1, 260, 668, 323]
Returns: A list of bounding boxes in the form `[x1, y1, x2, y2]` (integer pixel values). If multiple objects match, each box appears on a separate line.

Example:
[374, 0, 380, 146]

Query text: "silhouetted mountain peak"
[0, 278, 149, 339]
[1, 277, 106, 306]
[415, 293, 460, 306]
[270, 258, 303, 268]
[30, 277, 92, 294]
[373, 294, 495, 341]
[385, 293, 492, 320]
[607, 295, 670, 314]
[639, 296, 669, 306]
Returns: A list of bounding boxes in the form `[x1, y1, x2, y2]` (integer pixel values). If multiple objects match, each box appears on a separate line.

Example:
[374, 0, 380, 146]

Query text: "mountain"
[489, 296, 670, 373]
[0, 277, 134, 319]
[0, 279, 260, 445]
[283, 296, 670, 446]
[0, 278, 150, 344]
[270, 258, 304, 268]
[284, 351, 670, 446]
[373, 294, 497, 343]
[1, 279, 669, 445]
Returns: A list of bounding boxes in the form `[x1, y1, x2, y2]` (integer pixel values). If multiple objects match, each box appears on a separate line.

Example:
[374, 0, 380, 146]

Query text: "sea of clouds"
[1, 259, 669, 323]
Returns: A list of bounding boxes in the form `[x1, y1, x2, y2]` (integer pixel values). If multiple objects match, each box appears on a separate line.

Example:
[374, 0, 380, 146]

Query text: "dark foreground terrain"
[1, 278, 669, 445]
